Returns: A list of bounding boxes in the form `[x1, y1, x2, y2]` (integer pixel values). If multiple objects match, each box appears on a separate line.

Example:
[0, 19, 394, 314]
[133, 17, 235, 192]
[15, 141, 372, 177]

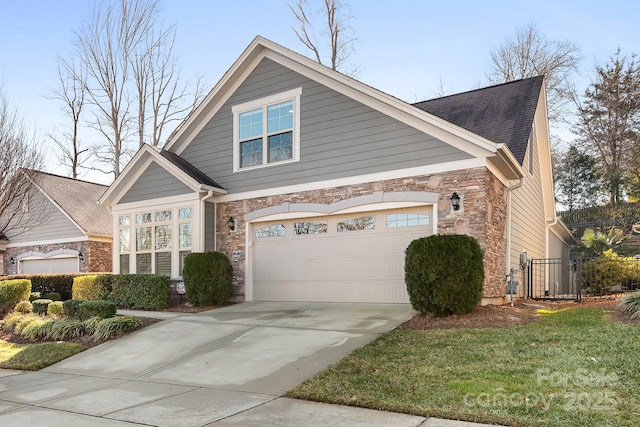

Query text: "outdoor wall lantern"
[228, 216, 236, 232]
[450, 192, 461, 211]
[10, 257, 16, 265]
[78, 252, 85, 262]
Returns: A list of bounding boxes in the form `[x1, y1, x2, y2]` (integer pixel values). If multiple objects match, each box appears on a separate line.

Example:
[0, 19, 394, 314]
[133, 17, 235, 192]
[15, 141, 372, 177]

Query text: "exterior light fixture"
[228, 216, 236, 231]
[78, 252, 85, 262]
[450, 192, 461, 211]
[10, 257, 16, 265]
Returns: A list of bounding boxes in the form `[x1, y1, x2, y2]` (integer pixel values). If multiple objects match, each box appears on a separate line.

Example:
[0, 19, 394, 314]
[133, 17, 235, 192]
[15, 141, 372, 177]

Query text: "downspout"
[506, 177, 525, 280]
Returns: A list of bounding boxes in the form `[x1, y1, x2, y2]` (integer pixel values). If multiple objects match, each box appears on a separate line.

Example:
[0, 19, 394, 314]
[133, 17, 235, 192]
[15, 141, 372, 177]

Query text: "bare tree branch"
[0, 90, 50, 239]
[289, 0, 358, 76]
[47, 58, 90, 178]
[486, 22, 581, 123]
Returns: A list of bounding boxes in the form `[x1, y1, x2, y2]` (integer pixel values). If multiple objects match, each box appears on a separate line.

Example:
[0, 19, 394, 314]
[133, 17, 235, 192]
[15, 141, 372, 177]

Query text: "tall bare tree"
[487, 23, 580, 123]
[0, 90, 49, 239]
[48, 58, 89, 179]
[289, 0, 358, 75]
[68, 0, 203, 179]
[573, 50, 640, 204]
[131, 28, 205, 148]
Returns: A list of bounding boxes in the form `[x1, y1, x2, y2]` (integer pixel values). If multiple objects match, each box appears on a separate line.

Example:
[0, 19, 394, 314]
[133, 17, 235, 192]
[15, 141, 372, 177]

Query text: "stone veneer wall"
[1, 240, 112, 275]
[216, 167, 508, 300]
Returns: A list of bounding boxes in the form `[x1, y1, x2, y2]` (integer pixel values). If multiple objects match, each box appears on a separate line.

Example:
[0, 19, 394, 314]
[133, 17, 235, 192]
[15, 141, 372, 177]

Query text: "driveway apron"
[0, 302, 427, 426]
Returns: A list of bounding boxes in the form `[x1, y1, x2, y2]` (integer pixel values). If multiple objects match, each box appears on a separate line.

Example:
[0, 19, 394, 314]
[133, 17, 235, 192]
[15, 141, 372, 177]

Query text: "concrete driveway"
[0, 302, 435, 426]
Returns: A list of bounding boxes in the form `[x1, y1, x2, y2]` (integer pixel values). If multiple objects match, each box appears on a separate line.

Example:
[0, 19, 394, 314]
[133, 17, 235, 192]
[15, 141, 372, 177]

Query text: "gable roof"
[164, 36, 508, 162]
[23, 169, 112, 236]
[99, 144, 227, 206]
[413, 76, 543, 164]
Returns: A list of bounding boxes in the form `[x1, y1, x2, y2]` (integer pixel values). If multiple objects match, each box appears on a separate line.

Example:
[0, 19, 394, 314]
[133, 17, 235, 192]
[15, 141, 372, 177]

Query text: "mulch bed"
[396, 298, 623, 330]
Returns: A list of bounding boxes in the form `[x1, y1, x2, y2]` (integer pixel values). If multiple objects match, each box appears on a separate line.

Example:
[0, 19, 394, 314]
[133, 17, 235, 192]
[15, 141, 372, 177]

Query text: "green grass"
[0, 340, 86, 370]
[288, 307, 640, 427]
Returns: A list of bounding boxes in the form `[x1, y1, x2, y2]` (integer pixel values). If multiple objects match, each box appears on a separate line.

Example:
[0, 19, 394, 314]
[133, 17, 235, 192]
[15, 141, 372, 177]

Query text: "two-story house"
[99, 36, 574, 305]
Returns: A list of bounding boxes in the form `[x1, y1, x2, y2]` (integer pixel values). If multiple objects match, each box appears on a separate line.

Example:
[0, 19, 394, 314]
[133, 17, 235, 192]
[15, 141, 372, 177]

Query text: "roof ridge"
[23, 168, 109, 187]
[413, 75, 544, 105]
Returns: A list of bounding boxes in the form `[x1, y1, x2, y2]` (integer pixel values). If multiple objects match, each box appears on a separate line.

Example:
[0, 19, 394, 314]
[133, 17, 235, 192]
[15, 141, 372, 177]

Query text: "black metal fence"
[525, 256, 640, 301]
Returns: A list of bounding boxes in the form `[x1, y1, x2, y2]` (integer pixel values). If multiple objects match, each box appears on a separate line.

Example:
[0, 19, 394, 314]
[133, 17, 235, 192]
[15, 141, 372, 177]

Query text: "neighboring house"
[100, 36, 574, 305]
[0, 170, 112, 276]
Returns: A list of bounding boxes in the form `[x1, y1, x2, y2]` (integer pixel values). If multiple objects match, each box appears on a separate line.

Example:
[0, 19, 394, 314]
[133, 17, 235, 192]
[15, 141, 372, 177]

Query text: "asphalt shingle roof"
[413, 76, 544, 164]
[24, 170, 112, 236]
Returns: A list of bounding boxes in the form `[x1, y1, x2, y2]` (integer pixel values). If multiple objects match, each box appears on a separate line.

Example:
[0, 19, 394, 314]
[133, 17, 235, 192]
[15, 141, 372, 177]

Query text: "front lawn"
[0, 340, 86, 370]
[288, 306, 640, 427]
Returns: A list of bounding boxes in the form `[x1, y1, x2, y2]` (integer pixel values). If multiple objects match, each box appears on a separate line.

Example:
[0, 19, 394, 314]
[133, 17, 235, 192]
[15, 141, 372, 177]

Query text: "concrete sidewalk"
[0, 302, 501, 426]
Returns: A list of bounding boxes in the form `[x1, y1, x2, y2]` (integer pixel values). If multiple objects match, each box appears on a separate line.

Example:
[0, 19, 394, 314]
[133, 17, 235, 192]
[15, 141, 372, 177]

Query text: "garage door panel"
[21, 258, 79, 274]
[252, 208, 432, 303]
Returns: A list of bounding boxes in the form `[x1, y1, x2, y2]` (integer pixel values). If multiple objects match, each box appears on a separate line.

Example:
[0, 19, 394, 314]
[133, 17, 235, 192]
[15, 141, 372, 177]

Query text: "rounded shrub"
[14, 300, 33, 314]
[47, 301, 64, 316]
[405, 234, 484, 316]
[183, 252, 234, 305]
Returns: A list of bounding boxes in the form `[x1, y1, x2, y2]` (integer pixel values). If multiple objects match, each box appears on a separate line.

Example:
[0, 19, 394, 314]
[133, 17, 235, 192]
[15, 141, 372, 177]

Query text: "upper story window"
[232, 88, 302, 172]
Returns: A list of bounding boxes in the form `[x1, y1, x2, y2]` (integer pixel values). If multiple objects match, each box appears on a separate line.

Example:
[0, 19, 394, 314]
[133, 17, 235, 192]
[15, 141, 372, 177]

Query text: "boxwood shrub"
[77, 300, 117, 320]
[72, 275, 112, 300]
[47, 301, 64, 316]
[0, 279, 32, 310]
[405, 234, 484, 316]
[183, 252, 233, 305]
[110, 274, 170, 310]
[32, 299, 53, 316]
[63, 299, 84, 318]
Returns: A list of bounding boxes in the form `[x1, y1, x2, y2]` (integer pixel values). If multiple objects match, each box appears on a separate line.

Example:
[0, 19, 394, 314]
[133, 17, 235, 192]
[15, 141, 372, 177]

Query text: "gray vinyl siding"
[510, 138, 546, 270]
[6, 190, 84, 243]
[119, 161, 192, 204]
[204, 202, 215, 252]
[180, 58, 472, 193]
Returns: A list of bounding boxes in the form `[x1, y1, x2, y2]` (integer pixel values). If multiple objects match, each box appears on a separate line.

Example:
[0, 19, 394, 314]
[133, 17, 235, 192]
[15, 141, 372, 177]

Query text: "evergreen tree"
[573, 50, 640, 204]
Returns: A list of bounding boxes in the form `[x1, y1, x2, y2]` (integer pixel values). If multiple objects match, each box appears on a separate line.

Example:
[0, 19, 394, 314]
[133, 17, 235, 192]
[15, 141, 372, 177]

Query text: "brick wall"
[216, 167, 508, 300]
[1, 239, 112, 275]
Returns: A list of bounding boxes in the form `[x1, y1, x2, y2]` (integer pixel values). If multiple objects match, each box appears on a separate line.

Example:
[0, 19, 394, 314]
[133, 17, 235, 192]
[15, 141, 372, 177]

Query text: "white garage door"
[20, 257, 79, 274]
[252, 207, 433, 303]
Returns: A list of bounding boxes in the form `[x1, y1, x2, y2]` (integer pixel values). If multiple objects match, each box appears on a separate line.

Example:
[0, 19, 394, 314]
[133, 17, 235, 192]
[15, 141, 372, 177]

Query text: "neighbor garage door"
[252, 207, 433, 303]
[20, 257, 79, 274]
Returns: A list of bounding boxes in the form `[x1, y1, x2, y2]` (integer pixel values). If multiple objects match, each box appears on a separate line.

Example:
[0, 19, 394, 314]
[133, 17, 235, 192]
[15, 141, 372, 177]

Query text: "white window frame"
[232, 87, 302, 172]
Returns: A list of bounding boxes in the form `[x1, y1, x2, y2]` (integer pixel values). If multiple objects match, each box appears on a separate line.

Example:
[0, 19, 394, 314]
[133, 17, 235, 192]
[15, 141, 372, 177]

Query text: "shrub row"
[72, 274, 170, 310]
[63, 300, 117, 320]
[1, 312, 141, 341]
[2, 273, 94, 301]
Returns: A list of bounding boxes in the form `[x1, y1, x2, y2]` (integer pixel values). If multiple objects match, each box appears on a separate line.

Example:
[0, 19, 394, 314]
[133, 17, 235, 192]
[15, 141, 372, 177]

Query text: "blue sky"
[0, 0, 638, 183]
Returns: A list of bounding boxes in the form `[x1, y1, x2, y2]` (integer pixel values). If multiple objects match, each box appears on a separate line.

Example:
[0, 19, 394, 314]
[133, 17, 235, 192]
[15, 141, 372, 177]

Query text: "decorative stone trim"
[216, 166, 508, 300]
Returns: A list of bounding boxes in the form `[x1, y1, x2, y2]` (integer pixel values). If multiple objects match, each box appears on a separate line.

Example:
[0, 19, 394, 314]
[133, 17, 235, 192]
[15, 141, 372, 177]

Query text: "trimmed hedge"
[405, 234, 484, 316]
[0, 279, 32, 310]
[71, 274, 170, 310]
[183, 252, 233, 305]
[110, 274, 170, 310]
[63, 299, 84, 318]
[5, 273, 84, 301]
[77, 300, 117, 319]
[72, 275, 112, 300]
